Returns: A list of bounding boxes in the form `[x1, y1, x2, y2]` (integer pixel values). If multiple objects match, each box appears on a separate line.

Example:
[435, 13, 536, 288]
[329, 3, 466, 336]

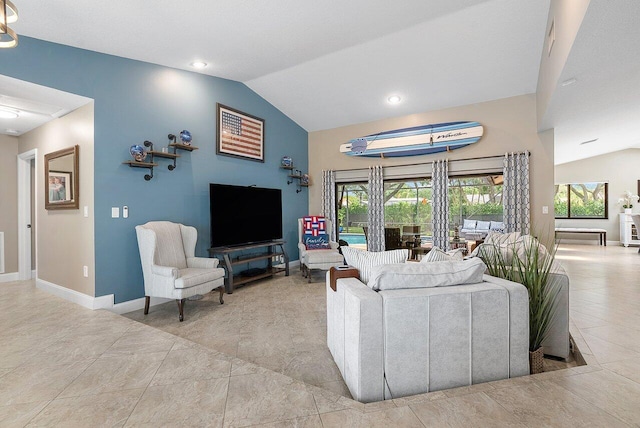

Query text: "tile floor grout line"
[118, 345, 172, 427]
[547, 373, 635, 427]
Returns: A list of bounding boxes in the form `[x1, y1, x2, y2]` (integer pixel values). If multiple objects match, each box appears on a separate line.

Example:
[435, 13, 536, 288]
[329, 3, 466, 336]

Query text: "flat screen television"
[210, 183, 283, 247]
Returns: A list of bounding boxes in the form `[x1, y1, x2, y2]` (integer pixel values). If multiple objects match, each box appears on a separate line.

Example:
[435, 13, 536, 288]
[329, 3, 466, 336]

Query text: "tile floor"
[0, 243, 638, 426]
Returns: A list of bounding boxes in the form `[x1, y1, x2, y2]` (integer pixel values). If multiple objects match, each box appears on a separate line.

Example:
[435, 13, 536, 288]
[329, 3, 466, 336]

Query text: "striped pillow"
[341, 247, 409, 283]
[485, 231, 521, 246]
[421, 247, 465, 262]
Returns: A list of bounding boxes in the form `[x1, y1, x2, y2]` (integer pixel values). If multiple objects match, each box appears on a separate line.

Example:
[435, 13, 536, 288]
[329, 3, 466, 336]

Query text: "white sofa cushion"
[367, 258, 487, 291]
[490, 221, 505, 231]
[341, 247, 408, 283]
[462, 219, 477, 230]
[475, 220, 491, 232]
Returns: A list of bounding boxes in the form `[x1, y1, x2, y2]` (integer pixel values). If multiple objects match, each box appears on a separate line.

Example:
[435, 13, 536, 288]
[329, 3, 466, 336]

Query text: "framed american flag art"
[216, 103, 265, 162]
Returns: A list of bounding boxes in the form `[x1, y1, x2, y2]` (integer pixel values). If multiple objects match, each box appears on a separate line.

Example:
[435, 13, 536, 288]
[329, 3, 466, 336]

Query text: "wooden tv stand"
[208, 240, 289, 294]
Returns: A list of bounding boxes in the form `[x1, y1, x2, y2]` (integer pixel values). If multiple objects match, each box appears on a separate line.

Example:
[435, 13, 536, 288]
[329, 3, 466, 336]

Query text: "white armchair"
[298, 218, 344, 282]
[135, 221, 225, 321]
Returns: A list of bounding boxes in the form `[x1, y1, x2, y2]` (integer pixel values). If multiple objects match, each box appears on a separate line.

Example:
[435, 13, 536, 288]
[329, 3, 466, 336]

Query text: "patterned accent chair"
[135, 221, 225, 321]
[298, 218, 344, 282]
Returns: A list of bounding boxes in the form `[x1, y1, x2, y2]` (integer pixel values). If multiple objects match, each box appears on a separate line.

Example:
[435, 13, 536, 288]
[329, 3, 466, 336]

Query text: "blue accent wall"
[0, 37, 309, 303]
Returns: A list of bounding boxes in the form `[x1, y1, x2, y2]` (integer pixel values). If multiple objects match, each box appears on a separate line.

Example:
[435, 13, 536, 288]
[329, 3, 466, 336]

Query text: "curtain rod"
[327, 151, 530, 173]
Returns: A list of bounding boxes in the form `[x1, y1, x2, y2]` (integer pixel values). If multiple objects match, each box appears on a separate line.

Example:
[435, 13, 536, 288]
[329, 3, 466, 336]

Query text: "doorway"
[17, 149, 36, 280]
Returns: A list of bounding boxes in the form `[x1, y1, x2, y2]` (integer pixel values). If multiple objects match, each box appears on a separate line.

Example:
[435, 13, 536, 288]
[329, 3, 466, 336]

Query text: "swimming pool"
[338, 233, 366, 245]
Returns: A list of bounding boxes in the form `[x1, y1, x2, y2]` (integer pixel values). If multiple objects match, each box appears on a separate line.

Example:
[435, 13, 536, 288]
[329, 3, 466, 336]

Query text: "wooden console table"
[208, 240, 289, 294]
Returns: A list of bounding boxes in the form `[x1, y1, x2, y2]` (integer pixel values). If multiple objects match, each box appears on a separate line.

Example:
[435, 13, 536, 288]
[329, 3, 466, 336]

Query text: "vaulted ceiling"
[4, 0, 640, 164]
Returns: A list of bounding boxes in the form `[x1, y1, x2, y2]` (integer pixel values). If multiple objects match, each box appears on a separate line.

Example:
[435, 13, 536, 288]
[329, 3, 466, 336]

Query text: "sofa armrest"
[326, 276, 384, 403]
[187, 257, 219, 269]
[151, 264, 178, 278]
[329, 241, 339, 250]
[482, 274, 529, 377]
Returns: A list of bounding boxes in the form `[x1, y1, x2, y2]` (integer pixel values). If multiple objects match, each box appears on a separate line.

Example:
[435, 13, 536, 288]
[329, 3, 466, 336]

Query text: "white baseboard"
[110, 296, 172, 315]
[0, 272, 19, 283]
[36, 278, 113, 310]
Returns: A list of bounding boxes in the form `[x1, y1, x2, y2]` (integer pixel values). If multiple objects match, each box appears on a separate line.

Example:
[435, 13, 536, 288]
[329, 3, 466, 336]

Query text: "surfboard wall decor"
[340, 121, 483, 158]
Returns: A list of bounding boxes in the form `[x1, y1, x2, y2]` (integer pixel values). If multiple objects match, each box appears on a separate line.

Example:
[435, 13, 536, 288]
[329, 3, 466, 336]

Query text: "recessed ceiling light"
[5, 129, 19, 134]
[561, 78, 577, 87]
[0, 108, 19, 119]
[579, 138, 598, 145]
[190, 61, 208, 69]
[387, 95, 401, 104]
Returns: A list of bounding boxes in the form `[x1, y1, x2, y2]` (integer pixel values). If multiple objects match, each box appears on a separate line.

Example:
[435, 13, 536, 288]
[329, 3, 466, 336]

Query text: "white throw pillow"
[476, 220, 491, 231]
[367, 258, 487, 291]
[485, 231, 521, 246]
[514, 235, 550, 267]
[462, 219, 477, 230]
[470, 242, 514, 265]
[341, 247, 409, 283]
[421, 247, 465, 262]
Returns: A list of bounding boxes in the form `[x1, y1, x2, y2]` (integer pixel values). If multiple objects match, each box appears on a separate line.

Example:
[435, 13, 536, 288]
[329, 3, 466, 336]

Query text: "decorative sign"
[340, 121, 483, 158]
[216, 104, 265, 162]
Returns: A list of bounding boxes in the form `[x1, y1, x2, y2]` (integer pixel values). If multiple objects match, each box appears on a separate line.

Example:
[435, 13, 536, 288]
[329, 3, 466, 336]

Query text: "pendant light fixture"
[0, 0, 19, 48]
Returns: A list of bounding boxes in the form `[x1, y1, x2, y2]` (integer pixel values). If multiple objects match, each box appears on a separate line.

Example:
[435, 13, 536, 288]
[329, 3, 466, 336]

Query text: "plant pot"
[529, 347, 544, 374]
[625, 208, 632, 214]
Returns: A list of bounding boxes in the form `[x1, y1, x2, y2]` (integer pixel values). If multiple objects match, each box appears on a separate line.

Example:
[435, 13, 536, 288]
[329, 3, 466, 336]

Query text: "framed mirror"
[45, 145, 79, 210]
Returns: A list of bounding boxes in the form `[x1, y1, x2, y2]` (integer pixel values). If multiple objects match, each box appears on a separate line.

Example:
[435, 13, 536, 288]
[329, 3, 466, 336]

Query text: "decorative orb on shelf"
[281, 156, 293, 167]
[180, 130, 192, 145]
[130, 145, 147, 162]
[301, 174, 310, 185]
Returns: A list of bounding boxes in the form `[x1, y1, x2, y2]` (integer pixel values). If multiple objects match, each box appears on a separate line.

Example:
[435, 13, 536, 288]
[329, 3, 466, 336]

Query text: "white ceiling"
[0, 75, 91, 136]
[6, 0, 638, 165]
[542, 0, 640, 165]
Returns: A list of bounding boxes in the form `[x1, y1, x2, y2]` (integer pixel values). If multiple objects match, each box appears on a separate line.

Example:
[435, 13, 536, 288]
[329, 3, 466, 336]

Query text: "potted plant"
[618, 191, 639, 214]
[478, 236, 561, 374]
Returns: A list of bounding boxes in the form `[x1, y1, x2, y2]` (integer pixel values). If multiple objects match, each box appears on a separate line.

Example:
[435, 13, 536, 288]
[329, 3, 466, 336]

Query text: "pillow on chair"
[302, 216, 331, 250]
[341, 247, 408, 283]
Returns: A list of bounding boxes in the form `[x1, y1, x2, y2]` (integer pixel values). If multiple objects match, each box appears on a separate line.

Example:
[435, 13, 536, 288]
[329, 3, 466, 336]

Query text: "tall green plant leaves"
[478, 236, 561, 352]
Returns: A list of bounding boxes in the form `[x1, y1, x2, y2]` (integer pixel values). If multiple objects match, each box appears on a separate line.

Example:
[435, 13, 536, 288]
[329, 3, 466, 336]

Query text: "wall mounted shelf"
[123, 136, 198, 181]
[285, 168, 309, 193]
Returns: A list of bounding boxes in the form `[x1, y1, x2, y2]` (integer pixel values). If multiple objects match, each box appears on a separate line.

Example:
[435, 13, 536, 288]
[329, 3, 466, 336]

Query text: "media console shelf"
[208, 240, 289, 293]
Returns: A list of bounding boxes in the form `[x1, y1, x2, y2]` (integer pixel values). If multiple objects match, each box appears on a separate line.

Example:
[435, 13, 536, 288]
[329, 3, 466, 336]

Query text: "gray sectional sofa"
[326, 262, 530, 403]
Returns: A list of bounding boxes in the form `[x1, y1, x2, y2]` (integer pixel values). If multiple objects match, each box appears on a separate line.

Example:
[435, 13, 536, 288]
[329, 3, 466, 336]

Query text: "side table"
[450, 239, 469, 256]
[329, 266, 359, 291]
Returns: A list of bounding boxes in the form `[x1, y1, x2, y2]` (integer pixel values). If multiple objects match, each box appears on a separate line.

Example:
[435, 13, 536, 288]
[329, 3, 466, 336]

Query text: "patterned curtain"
[503, 151, 530, 234]
[321, 170, 337, 241]
[367, 165, 385, 252]
[432, 159, 450, 250]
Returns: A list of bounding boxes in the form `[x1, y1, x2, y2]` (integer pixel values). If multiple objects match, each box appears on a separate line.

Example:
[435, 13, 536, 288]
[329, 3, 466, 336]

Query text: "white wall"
[0, 134, 19, 275]
[555, 148, 640, 242]
[536, 0, 590, 126]
[18, 103, 95, 296]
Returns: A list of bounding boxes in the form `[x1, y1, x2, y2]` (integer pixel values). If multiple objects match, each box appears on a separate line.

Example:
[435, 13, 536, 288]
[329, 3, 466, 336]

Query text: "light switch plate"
[111, 207, 119, 218]
[84, 206, 89, 218]
[123, 206, 129, 218]
[542, 206, 549, 214]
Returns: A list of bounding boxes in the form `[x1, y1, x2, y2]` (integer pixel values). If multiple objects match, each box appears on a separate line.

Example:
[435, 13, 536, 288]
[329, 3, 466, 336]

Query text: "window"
[336, 183, 368, 247]
[449, 175, 503, 228]
[384, 179, 433, 237]
[554, 182, 608, 219]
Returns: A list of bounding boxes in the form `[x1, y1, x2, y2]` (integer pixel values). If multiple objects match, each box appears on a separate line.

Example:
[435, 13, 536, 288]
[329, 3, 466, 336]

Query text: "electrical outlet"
[111, 207, 119, 218]
[542, 206, 549, 214]
[83, 266, 88, 277]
